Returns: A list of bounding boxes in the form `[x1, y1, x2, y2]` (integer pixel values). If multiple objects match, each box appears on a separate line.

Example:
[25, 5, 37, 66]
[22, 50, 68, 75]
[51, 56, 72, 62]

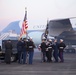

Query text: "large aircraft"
[1, 17, 76, 47]
[0, 20, 47, 46]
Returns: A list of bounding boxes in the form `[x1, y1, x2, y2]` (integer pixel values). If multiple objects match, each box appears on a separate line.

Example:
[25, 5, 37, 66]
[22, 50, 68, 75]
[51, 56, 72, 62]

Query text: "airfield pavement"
[0, 49, 76, 75]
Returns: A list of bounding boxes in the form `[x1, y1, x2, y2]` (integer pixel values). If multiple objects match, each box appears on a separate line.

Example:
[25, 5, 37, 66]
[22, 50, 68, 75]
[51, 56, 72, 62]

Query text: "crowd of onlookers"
[3, 37, 66, 65]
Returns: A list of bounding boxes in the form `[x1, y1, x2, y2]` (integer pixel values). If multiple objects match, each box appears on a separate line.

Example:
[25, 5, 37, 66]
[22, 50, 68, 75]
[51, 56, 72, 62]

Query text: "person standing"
[46, 39, 53, 62]
[27, 37, 35, 64]
[22, 38, 27, 64]
[53, 39, 59, 62]
[5, 39, 13, 64]
[40, 39, 47, 62]
[17, 38, 23, 64]
[58, 39, 66, 62]
[25, 39, 29, 64]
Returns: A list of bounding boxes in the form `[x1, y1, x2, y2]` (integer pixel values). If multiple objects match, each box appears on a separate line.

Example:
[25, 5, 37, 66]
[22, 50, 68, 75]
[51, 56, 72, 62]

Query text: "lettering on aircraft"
[33, 25, 46, 29]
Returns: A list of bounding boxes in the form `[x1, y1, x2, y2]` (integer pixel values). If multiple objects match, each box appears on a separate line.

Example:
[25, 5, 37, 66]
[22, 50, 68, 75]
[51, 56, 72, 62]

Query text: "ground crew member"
[27, 37, 35, 64]
[58, 39, 66, 62]
[53, 39, 59, 62]
[17, 38, 23, 64]
[5, 39, 13, 64]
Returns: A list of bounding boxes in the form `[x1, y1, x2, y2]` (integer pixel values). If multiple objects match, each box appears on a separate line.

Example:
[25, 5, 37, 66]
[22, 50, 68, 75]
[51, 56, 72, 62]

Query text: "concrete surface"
[0, 51, 76, 75]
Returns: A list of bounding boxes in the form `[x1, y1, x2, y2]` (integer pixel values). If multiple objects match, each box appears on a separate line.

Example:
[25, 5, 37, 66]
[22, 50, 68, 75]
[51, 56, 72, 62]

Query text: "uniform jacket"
[58, 42, 66, 52]
[27, 40, 35, 51]
[17, 41, 23, 51]
[5, 41, 13, 49]
[40, 42, 47, 52]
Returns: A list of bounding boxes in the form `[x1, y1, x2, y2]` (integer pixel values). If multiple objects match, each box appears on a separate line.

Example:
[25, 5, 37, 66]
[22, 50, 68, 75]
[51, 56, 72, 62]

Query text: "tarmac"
[0, 50, 76, 75]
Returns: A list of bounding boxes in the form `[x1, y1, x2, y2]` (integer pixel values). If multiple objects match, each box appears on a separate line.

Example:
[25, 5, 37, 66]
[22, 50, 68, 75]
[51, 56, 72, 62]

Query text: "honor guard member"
[58, 39, 66, 62]
[40, 39, 47, 62]
[38, 44, 43, 62]
[27, 37, 35, 64]
[53, 39, 59, 62]
[5, 39, 13, 64]
[17, 38, 23, 64]
[22, 38, 27, 64]
[25, 39, 29, 64]
[46, 39, 53, 62]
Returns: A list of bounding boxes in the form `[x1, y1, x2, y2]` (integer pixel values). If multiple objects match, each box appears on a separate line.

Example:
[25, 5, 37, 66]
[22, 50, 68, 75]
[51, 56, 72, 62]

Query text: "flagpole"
[20, 7, 28, 39]
[45, 19, 49, 40]
[25, 7, 28, 39]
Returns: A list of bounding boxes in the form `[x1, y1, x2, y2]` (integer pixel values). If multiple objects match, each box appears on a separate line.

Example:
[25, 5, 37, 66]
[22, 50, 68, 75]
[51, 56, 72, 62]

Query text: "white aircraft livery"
[1, 20, 47, 46]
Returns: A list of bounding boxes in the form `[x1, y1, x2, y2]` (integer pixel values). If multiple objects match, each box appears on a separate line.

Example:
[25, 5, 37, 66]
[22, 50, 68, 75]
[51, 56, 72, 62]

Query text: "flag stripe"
[20, 9, 28, 37]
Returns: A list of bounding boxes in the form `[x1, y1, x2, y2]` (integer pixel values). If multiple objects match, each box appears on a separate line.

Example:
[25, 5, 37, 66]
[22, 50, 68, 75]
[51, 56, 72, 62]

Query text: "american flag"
[20, 8, 28, 37]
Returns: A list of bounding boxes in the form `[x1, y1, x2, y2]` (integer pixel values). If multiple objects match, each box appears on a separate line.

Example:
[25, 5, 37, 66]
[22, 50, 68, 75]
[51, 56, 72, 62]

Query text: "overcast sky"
[0, 0, 76, 31]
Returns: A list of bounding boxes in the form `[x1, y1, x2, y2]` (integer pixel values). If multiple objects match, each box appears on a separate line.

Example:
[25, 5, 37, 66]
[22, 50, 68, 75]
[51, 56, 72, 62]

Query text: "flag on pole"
[44, 19, 49, 39]
[20, 7, 28, 38]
